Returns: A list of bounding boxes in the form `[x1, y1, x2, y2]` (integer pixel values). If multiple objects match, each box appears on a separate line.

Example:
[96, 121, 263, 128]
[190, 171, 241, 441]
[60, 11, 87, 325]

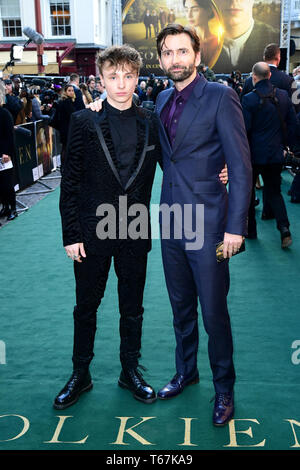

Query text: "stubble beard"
[164, 63, 196, 82]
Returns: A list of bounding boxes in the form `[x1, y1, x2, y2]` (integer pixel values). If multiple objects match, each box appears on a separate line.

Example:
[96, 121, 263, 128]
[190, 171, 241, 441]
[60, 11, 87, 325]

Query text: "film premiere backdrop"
[122, 0, 281, 75]
[14, 121, 61, 195]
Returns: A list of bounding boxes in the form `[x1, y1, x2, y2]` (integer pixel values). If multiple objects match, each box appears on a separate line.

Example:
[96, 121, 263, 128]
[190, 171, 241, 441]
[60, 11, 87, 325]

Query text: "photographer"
[242, 62, 298, 248]
[3, 79, 23, 124]
[0, 82, 17, 222]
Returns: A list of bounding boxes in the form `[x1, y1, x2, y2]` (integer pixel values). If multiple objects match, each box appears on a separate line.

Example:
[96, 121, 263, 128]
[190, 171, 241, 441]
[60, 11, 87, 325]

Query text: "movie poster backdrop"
[122, 0, 281, 75]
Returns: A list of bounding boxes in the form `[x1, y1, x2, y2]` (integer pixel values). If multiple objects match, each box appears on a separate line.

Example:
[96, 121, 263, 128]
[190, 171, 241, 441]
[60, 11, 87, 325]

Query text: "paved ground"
[0, 168, 61, 229]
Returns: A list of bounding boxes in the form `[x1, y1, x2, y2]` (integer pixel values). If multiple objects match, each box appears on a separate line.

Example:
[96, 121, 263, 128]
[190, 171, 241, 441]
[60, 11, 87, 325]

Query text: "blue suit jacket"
[155, 75, 252, 237]
[241, 79, 298, 165]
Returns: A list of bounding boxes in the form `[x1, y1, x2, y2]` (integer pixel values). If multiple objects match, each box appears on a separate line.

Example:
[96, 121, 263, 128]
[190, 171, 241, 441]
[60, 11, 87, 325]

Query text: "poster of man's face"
[122, 0, 281, 75]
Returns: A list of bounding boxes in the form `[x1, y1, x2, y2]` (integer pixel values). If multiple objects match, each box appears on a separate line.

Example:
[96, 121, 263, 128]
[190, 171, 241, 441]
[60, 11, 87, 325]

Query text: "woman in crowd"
[79, 82, 93, 107]
[184, 0, 219, 66]
[50, 84, 76, 171]
[29, 86, 50, 122]
[0, 82, 17, 222]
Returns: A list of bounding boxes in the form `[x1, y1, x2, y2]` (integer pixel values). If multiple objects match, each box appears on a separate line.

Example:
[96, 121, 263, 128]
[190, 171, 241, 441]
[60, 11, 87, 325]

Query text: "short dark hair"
[97, 45, 143, 75]
[69, 73, 80, 82]
[263, 43, 280, 62]
[156, 23, 200, 57]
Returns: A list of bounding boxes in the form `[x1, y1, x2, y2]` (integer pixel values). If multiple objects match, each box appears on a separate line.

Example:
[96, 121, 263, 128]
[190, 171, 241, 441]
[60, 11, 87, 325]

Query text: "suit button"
[169, 182, 172, 187]
[171, 158, 176, 163]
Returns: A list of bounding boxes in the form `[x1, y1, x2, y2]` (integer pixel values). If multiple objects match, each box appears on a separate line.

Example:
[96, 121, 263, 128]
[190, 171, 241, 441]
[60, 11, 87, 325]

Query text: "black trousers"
[72, 244, 148, 371]
[0, 168, 16, 209]
[248, 163, 289, 234]
[290, 173, 300, 202]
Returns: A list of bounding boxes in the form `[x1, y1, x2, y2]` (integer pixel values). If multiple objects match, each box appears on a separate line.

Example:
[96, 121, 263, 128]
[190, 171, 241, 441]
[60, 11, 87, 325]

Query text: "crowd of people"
[1, 41, 300, 237]
[0, 72, 108, 224]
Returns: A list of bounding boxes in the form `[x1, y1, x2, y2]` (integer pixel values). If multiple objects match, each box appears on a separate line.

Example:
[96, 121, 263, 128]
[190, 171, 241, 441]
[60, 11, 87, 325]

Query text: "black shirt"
[106, 101, 137, 188]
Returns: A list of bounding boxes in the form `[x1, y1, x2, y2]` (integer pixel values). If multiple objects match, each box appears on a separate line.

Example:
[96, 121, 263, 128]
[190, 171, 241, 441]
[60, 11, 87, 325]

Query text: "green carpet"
[1, 169, 300, 451]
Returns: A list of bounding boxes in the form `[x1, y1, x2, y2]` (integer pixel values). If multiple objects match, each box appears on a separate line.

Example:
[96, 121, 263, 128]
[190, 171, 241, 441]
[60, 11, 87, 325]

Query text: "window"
[0, 0, 22, 38]
[50, 1, 71, 36]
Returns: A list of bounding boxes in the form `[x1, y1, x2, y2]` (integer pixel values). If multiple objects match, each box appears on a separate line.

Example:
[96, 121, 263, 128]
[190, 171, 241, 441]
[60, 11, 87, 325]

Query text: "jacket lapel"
[93, 107, 123, 187]
[172, 75, 206, 153]
[124, 108, 149, 190]
[91, 103, 149, 191]
[156, 88, 174, 155]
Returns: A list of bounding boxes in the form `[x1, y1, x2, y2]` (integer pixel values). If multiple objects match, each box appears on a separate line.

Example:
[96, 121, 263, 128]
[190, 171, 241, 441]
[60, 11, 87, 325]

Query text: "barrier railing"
[13, 120, 61, 209]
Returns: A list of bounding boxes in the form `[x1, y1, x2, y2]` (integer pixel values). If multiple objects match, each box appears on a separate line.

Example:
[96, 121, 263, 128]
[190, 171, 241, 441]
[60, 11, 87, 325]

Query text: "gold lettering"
[18, 145, 32, 165]
[178, 418, 198, 446]
[0, 414, 30, 441]
[19, 147, 24, 165]
[44, 415, 88, 444]
[111, 417, 156, 445]
[224, 419, 266, 447]
[285, 419, 300, 448]
[25, 145, 32, 161]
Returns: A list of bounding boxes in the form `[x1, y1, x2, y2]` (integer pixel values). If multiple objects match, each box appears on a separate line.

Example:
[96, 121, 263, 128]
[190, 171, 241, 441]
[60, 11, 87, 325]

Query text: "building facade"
[0, 0, 113, 76]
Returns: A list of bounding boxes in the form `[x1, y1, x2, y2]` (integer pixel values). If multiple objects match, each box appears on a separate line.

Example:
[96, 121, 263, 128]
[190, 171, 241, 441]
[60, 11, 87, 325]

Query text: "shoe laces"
[210, 393, 232, 406]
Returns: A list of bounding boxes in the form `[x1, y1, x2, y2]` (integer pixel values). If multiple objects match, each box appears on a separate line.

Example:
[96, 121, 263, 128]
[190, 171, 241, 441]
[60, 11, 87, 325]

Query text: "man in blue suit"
[155, 24, 252, 426]
[241, 62, 298, 248]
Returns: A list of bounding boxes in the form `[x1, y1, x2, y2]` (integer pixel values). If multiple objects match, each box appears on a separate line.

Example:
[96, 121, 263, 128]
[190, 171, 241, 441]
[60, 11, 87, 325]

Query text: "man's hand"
[222, 233, 243, 259]
[219, 165, 228, 185]
[64, 243, 86, 263]
[87, 99, 103, 112]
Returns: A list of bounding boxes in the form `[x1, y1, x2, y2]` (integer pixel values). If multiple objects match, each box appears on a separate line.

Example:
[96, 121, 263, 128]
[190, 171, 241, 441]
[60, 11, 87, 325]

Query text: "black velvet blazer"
[59, 103, 162, 256]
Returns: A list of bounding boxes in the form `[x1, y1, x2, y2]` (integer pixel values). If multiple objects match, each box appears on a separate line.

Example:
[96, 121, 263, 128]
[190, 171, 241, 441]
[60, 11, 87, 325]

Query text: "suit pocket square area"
[146, 145, 155, 151]
[216, 240, 246, 262]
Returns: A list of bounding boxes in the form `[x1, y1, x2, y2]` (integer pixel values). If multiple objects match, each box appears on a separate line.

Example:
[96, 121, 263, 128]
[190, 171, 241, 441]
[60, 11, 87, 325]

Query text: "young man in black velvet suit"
[54, 45, 162, 409]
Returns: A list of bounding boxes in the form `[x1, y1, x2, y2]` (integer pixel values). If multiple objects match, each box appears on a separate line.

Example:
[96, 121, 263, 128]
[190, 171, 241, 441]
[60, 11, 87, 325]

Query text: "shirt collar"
[174, 73, 200, 101]
[106, 100, 135, 117]
[224, 18, 254, 48]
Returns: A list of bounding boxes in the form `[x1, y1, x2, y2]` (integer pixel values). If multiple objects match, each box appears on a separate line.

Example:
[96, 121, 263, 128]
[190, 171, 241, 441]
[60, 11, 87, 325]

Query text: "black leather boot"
[53, 369, 93, 410]
[118, 368, 156, 404]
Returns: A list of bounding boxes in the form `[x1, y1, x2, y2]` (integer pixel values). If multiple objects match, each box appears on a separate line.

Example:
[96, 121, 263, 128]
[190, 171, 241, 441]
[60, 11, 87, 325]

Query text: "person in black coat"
[143, 10, 152, 39]
[0, 83, 17, 222]
[68, 73, 85, 111]
[49, 84, 76, 171]
[241, 43, 297, 216]
[53, 45, 162, 410]
[3, 79, 23, 124]
[242, 62, 298, 248]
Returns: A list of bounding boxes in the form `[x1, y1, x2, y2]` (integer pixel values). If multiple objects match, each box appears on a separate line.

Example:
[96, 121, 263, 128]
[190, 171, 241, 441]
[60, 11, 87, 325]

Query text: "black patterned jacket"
[59, 103, 162, 256]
